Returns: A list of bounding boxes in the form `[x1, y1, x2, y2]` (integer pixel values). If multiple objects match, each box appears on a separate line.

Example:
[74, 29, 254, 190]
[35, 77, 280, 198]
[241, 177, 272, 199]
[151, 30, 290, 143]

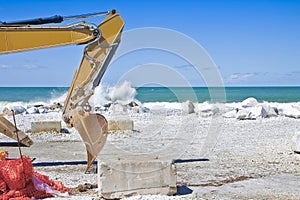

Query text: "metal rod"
[0, 15, 63, 26]
[12, 110, 23, 158]
[0, 10, 112, 26]
[12, 110, 28, 195]
[63, 11, 110, 21]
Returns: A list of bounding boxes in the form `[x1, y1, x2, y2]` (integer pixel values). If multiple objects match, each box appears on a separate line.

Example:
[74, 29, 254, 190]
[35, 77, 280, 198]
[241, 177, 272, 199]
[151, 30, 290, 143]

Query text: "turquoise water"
[0, 87, 299, 103]
[135, 87, 300, 103]
[0, 87, 69, 103]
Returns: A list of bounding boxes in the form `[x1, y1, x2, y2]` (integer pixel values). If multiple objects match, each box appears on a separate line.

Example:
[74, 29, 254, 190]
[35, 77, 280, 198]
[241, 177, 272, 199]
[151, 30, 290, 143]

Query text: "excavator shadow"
[172, 158, 209, 164]
[32, 160, 97, 167]
[176, 185, 193, 195]
[0, 142, 28, 147]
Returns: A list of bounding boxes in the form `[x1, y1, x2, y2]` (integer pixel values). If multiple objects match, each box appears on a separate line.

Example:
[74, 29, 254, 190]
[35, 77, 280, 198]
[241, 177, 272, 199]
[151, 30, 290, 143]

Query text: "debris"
[0, 151, 8, 161]
[77, 183, 97, 192]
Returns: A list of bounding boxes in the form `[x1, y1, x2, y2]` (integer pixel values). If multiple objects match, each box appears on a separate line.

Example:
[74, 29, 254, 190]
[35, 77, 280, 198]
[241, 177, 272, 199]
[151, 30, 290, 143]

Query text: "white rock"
[38, 108, 46, 114]
[223, 109, 238, 118]
[236, 109, 256, 120]
[198, 102, 219, 115]
[262, 103, 278, 117]
[26, 106, 39, 114]
[141, 106, 150, 113]
[241, 97, 258, 108]
[181, 100, 195, 114]
[198, 102, 211, 112]
[232, 105, 276, 119]
[3, 105, 26, 115]
[277, 104, 300, 119]
[246, 106, 268, 118]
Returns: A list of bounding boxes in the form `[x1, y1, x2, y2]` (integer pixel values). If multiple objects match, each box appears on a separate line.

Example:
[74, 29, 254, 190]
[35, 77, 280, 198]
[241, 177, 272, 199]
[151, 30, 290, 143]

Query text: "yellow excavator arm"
[0, 10, 124, 172]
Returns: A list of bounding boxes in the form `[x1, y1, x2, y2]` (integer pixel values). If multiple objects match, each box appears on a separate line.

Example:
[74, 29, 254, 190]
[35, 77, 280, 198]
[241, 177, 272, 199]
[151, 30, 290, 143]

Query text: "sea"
[0, 86, 299, 105]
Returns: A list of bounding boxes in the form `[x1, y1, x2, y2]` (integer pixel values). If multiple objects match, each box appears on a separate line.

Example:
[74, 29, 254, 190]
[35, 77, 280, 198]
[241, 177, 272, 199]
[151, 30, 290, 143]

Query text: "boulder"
[103, 102, 112, 109]
[241, 97, 258, 108]
[26, 107, 39, 114]
[128, 101, 139, 107]
[181, 100, 195, 114]
[277, 104, 300, 119]
[141, 106, 150, 113]
[223, 109, 238, 118]
[249, 106, 265, 118]
[236, 109, 255, 120]
[38, 108, 46, 114]
[3, 105, 26, 115]
[261, 103, 278, 117]
[198, 102, 219, 116]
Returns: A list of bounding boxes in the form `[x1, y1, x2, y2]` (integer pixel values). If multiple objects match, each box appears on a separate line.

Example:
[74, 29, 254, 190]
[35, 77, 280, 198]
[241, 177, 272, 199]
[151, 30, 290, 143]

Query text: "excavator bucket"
[72, 113, 108, 172]
[0, 116, 33, 147]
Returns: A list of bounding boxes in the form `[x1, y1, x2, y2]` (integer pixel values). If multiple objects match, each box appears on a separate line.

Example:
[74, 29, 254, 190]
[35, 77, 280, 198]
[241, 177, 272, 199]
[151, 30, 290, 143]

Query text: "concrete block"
[98, 159, 177, 199]
[31, 121, 61, 133]
[108, 119, 133, 131]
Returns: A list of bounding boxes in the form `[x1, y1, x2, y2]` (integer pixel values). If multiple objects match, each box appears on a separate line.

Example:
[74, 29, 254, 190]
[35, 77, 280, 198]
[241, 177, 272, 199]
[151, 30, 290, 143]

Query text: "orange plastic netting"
[0, 157, 69, 199]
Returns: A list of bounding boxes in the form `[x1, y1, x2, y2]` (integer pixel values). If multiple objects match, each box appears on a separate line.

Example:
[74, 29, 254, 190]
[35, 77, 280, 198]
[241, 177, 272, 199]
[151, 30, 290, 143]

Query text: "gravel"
[1, 106, 300, 199]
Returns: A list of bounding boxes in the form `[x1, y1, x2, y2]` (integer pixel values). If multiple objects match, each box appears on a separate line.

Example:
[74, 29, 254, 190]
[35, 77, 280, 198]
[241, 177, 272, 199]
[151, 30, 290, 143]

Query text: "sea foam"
[91, 81, 137, 107]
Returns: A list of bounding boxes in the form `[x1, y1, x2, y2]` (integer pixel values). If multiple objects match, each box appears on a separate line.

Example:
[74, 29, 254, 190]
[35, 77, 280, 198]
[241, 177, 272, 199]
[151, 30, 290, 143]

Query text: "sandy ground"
[1, 108, 300, 199]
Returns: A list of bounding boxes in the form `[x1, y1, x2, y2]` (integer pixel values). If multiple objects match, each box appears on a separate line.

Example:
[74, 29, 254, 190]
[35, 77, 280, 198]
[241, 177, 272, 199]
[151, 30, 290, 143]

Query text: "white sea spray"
[108, 81, 136, 104]
[90, 81, 137, 107]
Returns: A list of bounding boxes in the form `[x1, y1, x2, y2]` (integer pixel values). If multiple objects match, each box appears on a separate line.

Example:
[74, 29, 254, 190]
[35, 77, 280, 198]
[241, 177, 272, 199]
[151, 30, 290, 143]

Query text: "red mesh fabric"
[0, 157, 70, 199]
[33, 171, 69, 193]
[0, 157, 33, 190]
[0, 177, 7, 193]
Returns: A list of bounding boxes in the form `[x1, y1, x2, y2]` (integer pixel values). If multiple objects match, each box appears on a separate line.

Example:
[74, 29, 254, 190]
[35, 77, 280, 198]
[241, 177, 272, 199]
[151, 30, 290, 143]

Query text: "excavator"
[0, 9, 124, 171]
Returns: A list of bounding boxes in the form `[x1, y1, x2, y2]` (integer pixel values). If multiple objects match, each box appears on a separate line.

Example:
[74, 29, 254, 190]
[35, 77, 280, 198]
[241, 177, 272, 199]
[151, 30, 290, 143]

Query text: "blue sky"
[0, 0, 299, 86]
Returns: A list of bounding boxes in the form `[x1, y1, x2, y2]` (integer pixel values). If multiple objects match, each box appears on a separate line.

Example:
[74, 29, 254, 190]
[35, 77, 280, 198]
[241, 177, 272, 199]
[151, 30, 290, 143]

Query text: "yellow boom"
[0, 10, 124, 172]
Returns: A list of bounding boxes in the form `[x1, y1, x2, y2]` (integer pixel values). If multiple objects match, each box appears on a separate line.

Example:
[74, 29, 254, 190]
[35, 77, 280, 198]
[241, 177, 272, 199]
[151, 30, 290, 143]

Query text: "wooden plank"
[0, 116, 33, 147]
